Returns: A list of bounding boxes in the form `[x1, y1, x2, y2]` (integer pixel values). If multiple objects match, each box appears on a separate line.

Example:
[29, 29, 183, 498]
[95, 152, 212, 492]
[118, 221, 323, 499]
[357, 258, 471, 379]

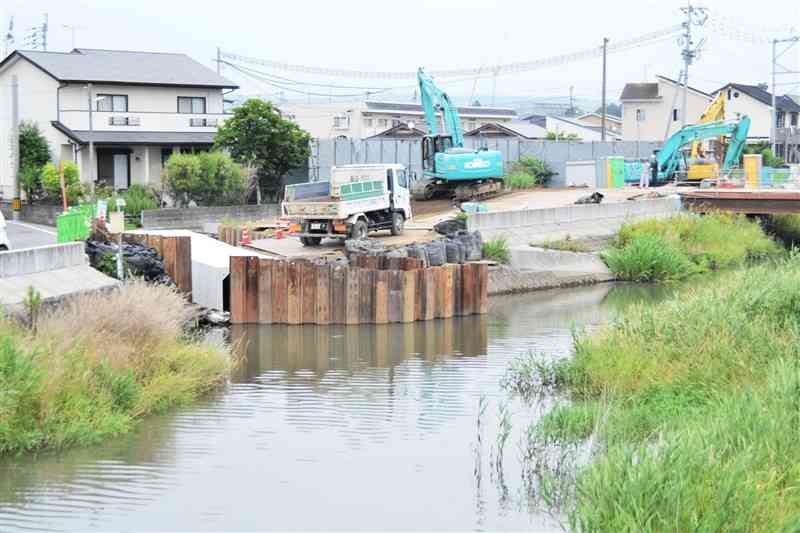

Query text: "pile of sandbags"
[346, 231, 483, 267]
[85, 240, 172, 284]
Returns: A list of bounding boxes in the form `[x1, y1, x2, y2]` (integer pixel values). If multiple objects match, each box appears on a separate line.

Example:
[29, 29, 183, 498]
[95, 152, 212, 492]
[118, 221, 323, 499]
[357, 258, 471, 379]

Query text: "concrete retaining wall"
[509, 246, 612, 274]
[0, 202, 63, 226]
[0, 242, 86, 278]
[141, 204, 280, 230]
[468, 197, 680, 245]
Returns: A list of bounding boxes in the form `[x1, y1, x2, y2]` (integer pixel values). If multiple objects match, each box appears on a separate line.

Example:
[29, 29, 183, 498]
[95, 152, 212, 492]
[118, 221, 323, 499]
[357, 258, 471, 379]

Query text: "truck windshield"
[396, 169, 407, 188]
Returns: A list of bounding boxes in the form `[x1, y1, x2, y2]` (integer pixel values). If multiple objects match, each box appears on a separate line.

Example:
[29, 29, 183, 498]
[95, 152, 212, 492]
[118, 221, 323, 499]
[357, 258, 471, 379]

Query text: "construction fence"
[307, 138, 662, 188]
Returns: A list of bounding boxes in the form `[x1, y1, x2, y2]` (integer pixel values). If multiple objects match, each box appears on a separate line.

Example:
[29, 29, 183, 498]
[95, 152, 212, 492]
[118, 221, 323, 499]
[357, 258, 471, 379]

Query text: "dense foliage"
[40, 161, 85, 205]
[520, 261, 800, 532]
[164, 151, 247, 206]
[601, 213, 781, 281]
[504, 156, 555, 188]
[0, 283, 232, 455]
[214, 99, 311, 202]
[18, 121, 51, 202]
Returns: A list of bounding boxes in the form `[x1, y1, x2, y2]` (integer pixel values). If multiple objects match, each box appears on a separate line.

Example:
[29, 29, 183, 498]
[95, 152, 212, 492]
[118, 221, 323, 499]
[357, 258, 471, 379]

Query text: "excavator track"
[454, 180, 503, 201]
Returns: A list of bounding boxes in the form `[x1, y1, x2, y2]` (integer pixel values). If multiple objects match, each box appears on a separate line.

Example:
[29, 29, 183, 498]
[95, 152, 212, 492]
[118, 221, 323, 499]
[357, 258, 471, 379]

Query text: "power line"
[219, 24, 681, 80]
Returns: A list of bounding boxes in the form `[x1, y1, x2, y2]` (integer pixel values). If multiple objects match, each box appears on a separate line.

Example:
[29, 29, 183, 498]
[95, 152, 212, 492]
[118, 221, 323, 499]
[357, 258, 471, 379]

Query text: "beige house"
[619, 75, 712, 142]
[0, 48, 237, 199]
[711, 83, 800, 141]
[279, 100, 517, 139]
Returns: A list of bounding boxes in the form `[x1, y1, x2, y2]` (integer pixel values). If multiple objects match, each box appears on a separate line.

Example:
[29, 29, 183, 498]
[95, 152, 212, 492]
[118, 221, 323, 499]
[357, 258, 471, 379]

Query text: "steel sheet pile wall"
[229, 255, 488, 325]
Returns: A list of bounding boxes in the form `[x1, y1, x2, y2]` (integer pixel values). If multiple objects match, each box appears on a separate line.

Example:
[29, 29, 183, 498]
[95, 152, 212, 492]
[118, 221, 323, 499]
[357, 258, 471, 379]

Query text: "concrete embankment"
[468, 196, 680, 245]
[472, 196, 680, 295]
[0, 243, 119, 311]
[488, 247, 615, 295]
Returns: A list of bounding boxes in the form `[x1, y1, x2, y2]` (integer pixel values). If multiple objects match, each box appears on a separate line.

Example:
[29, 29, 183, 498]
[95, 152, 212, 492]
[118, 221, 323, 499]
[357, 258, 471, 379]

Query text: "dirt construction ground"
[247, 186, 679, 257]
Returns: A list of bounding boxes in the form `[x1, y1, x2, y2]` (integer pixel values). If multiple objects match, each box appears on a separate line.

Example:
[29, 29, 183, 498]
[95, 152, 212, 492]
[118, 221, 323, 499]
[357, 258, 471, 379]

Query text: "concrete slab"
[509, 246, 612, 276]
[0, 242, 87, 277]
[246, 237, 344, 259]
[0, 265, 120, 309]
[127, 229, 259, 310]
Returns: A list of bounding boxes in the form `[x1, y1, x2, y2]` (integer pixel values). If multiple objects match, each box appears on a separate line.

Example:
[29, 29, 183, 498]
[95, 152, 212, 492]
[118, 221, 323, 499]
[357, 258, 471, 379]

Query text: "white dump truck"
[283, 164, 412, 246]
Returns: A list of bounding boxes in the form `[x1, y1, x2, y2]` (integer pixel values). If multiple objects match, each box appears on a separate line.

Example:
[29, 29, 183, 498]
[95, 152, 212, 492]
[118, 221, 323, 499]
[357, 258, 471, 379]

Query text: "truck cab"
[283, 164, 412, 246]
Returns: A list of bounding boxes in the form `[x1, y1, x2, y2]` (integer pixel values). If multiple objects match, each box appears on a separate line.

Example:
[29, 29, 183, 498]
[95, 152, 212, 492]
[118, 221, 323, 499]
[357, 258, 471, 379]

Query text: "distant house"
[366, 123, 426, 139]
[463, 121, 547, 139]
[575, 112, 622, 135]
[619, 75, 712, 141]
[279, 100, 518, 139]
[711, 83, 800, 141]
[519, 114, 613, 141]
[0, 48, 237, 199]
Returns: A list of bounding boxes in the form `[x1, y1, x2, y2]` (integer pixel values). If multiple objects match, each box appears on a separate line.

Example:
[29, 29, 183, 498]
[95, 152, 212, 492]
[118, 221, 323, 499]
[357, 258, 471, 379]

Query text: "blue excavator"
[411, 68, 505, 200]
[651, 115, 751, 185]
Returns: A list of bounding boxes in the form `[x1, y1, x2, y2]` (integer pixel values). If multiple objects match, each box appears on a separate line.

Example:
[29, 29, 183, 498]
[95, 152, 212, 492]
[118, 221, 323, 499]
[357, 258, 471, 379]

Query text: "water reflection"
[0, 282, 670, 532]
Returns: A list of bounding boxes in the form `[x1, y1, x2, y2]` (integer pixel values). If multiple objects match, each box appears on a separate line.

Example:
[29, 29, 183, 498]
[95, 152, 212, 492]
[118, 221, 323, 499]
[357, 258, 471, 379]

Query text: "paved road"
[4, 220, 57, 250]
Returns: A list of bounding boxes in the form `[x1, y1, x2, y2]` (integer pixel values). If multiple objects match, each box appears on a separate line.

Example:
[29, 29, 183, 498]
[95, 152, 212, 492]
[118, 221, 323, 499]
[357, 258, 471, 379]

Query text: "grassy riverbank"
[0, 283, 232, 455]
[521, 260, 800, 532]
[602, 213, 781, 282]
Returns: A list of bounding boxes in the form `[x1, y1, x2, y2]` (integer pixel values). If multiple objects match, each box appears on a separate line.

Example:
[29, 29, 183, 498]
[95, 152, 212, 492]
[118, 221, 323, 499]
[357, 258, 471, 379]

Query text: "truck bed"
[284, 178, 389, 219]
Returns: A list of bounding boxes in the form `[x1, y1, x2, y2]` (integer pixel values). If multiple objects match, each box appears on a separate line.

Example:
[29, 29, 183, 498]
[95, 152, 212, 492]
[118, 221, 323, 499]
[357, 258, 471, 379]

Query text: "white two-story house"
[0, 48, 237, 199]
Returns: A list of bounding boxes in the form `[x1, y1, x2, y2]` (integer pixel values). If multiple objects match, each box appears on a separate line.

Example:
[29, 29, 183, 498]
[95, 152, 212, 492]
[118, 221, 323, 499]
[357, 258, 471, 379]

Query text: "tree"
[164, 151, 247, 206]
[214, 99, 311, 203]
[546, 131, 581, 141]
[595, 102, 621, 118]
[18, 121, 51, 202]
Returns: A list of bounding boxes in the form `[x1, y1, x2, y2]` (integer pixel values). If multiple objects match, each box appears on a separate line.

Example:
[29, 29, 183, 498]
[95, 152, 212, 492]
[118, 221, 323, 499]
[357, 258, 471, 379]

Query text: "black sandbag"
[425, 240, 446, 266]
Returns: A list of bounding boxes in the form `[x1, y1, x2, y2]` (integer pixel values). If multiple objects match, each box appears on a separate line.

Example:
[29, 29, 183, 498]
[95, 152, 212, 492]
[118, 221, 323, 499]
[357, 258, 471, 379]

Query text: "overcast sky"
[2, 0, 798, 105]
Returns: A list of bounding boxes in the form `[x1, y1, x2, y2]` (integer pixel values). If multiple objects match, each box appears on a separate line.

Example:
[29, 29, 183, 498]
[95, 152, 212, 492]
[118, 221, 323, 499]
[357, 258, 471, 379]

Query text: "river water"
[0, 283, 670, 532]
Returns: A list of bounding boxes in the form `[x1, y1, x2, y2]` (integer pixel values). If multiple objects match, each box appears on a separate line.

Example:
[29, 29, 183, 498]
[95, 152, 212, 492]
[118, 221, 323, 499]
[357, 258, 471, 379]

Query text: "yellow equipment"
[687, 93, 725, 181]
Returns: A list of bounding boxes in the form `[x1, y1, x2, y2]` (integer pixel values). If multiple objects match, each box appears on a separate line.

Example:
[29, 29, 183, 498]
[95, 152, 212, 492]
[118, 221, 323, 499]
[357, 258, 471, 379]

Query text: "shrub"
[40, 161, 85, 205]
[506, 156, 554, 188]
[19, 165, 42, 203]
[164, 151, 246, 206]
[482, 236, 510, 263]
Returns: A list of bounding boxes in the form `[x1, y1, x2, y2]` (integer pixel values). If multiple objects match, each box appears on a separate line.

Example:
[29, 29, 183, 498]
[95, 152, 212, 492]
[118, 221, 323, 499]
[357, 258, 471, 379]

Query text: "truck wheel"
[390, 212, 404, 236]
[422, 184, 435, 200]
[350, 220, 368, 240]
[300, 236, 322, 247]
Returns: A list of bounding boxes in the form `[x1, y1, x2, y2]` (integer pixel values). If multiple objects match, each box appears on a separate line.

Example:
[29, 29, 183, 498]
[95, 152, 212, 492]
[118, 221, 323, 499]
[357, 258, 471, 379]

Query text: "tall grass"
[482, 237, 510, 263]
[0, 282, 232, 454]
[503, 171, 538, 190]
[763, 214, 800, 248]
[524, 261, 800, 531]
[602, 213, 782, 281]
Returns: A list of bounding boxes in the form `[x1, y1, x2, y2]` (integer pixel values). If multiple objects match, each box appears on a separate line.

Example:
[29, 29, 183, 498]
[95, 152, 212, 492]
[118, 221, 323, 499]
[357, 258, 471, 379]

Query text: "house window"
[776, 111, 786, 128]
[97, 94, 128, 112]
[177, 96, 206, 114]
[333, 115, 350, 129]
[364, 118, 373, 128]
[636, 109, 646, 122]
[672, 108, 679, 121]
[791, 112, 798, 127]
[727, 89, 732, 100]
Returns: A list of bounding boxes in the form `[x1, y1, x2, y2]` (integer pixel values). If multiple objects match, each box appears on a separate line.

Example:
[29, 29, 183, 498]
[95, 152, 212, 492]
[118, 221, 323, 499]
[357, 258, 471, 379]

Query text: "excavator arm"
[656, 116, 750, 181]
[690, 93, 725, 159]
[417, 68, 464, 147]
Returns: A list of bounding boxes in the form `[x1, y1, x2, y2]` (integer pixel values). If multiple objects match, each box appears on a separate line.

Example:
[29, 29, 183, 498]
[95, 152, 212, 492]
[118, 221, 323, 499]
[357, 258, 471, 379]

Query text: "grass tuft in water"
[601, 212, 782, 282]
[482, 237, 510, 264]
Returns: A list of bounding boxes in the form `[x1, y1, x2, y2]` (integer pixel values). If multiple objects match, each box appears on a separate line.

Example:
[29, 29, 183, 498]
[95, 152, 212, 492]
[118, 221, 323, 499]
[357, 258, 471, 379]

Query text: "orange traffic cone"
[240, 225, 252, 246]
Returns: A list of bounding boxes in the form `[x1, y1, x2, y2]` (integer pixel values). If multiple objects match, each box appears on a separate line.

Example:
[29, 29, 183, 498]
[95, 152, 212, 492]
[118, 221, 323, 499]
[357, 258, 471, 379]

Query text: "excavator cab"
[422, 135, 454, 172]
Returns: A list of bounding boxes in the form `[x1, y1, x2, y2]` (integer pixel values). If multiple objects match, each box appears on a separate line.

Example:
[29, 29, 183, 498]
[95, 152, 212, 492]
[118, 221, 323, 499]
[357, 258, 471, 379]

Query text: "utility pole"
[770, 35, 799, 154]
[568, 85, 574, 117]
[601, 37, 608, 142]
[87, 83, 95, 184]
[678, 1, 707, 128]
[216, 46, 221, 75]
[11, 75, 20, 220]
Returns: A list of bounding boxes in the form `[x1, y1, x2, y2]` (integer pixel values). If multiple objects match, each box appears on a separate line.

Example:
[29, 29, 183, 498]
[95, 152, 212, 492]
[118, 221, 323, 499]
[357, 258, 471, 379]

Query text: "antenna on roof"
[24, 13, 48, 51]
[62, 23, 87, 50]
[3, 16, 14, 59]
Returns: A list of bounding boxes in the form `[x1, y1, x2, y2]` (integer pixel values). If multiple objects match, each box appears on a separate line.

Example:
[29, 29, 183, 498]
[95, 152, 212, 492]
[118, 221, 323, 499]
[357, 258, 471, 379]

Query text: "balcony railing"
[59, 110, 230, 132]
